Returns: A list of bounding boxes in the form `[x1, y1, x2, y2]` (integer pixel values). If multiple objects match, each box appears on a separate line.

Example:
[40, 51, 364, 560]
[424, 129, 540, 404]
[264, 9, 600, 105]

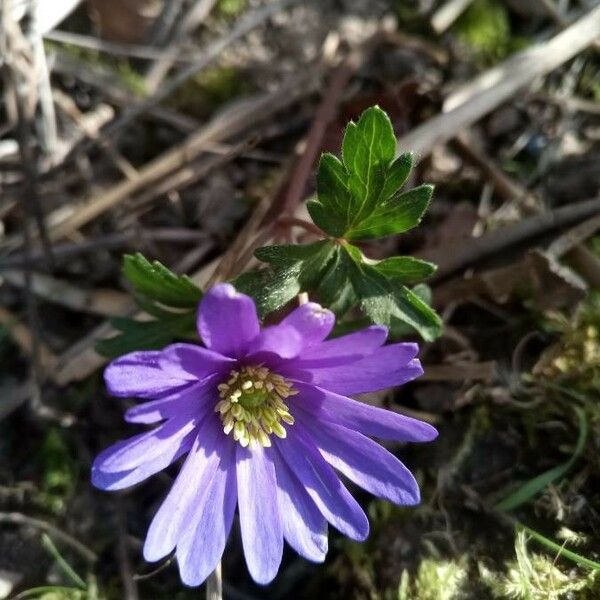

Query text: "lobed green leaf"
[123, 253, 202, 309]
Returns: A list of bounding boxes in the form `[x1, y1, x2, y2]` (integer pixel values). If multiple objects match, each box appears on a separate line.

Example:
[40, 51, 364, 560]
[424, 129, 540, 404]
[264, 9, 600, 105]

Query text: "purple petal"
[176, 432, 237, 587]
[236, 445, 283, 585]
[95, 415, 197, 473]
[104, 351, 191, 399]
[287, 343, 423, 395]
[275, 426, 369, 541]
[290, 383, 437, 442]
[278, 303, 335, 348]
[198, 284, 260, 358]
[124, 377, 218, 424]
[288, 325, 387, 368]
[159, 344, 235, 381]
[143, 416, 226, 562]
[296, 413, 420, 505]
[91, 431, 194, 491]
[273, 450, 328, 562]
[246, 325, 304, 362]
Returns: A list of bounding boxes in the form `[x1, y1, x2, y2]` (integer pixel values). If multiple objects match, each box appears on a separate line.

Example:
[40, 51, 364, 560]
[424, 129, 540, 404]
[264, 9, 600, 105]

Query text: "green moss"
[39, 429, 78, 514]
[481, 531, 599, 599]
[169, 65, 251, 117]
[454, 0, 527, 64]
[217, 0, 247, 19]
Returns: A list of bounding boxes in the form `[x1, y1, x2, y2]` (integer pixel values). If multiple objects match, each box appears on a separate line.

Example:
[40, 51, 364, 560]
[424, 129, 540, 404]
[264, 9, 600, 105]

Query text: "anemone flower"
[92, 283, 437, 586]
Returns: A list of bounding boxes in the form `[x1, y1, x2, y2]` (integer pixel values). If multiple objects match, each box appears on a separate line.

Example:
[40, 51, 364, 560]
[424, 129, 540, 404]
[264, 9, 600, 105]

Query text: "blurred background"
[0, 0, 599, 598]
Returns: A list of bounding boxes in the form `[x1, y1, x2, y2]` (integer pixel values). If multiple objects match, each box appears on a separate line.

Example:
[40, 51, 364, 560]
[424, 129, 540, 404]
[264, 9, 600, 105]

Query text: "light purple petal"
[296, 413, 420, 505]
[290, 383, 437, 442]
[144, 416, 226, 562]
[198, 284, 260, 358]
[159, 344, 235, 380]
[288, 325, 387, 368]
[124, 377, 218, 424]
[104, 351, 191, 399]
[275, 426, 369, 541]
[278, 302, 335, 348]
[96, 415, 197, 473]
[246, 325, 304, 362]
[176, 432, 237, 587]
[236, 445, 283, 585]
[287, 343, 422, 395]
[91, 431, 194, 491]
[273, 450, 328, 562]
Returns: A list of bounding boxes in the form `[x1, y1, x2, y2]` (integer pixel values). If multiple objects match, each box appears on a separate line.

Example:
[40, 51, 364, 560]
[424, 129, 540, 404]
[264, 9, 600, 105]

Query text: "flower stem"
[206, 562, 222, 600]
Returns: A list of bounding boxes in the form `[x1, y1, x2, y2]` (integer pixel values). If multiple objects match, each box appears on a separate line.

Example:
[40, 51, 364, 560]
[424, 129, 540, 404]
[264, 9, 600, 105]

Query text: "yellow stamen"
[214, 365, 296, 448]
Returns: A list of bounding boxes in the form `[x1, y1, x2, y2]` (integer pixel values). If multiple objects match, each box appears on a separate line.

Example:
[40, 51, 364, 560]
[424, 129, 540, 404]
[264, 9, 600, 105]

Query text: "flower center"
[215, 365, 297, 448]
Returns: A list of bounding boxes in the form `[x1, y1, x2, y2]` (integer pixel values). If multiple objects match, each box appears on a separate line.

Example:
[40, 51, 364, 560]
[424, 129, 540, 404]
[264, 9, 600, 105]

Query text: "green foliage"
[123, 254, 202, 309]
[308, 108, 428, 240]
[241, 106, 442, 341]
[96, 255, 200, 358]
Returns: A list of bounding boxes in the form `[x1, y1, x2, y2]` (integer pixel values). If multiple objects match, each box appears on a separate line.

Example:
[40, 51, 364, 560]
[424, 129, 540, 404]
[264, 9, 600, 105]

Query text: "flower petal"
[96, 414, 197, 473]
[236, 445, 283, 585]
[290, 383, 438, 442]
[159, 343, 235, 381]
[104, 351, 191, 399]
[124, 377, 218, 424]
[296, 413, 420, 505]
[143, 416, 225, 562]
[275, 425, 369, 541]
[198, 284, 260, 358]
[288, 325, 387, 368]
[246, 325, 304, 362]
[176, 432, 237, 587]
[91, 431, 194, 491]
[273, 450, 328, 562]
[278, 302, 335, 348]
[288, 343, 423, 395]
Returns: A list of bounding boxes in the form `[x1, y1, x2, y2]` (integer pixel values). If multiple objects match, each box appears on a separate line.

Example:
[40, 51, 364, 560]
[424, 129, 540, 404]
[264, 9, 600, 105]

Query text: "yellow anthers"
[215, 365, 297, 448]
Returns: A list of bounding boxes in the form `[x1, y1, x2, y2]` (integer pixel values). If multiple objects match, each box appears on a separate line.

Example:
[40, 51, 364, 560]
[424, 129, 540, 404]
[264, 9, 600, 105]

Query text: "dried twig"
[398, 5, 600, 157]
[431, 197, 600, 280]
[34, 69, 320, 244]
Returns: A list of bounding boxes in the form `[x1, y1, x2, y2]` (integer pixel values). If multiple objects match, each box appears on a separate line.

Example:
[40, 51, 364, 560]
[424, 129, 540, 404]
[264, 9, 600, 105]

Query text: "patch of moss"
[169, 65, 251, 117]
[481, 530, 599, 599]
[454, 0, 527, 65]
[38, 429, 78, 514]
[217, 0, 247, 19]
[536, 292, 600, 394]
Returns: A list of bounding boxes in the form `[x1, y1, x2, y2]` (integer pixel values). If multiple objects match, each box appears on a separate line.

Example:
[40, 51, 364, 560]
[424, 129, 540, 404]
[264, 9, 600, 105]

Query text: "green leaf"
[235, 240, 337, 317]
[123, 253, 202, 309]
[373, 255, 437, 284]
[496, 406, 588, 511]
[342, 107, 395, 225]
[233, 265, 302, 318]
[380, 152, 413, 201]
[344, 244, 442, 341]
[345, 184, 433, 240]
[389, 285, 443, 342]
[96, 312, 195, 358]
[316, 246, 357, 316]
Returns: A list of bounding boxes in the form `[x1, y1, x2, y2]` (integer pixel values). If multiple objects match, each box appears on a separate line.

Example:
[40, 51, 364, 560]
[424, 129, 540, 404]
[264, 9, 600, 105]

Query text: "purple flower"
[92, 283, 437, 586]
